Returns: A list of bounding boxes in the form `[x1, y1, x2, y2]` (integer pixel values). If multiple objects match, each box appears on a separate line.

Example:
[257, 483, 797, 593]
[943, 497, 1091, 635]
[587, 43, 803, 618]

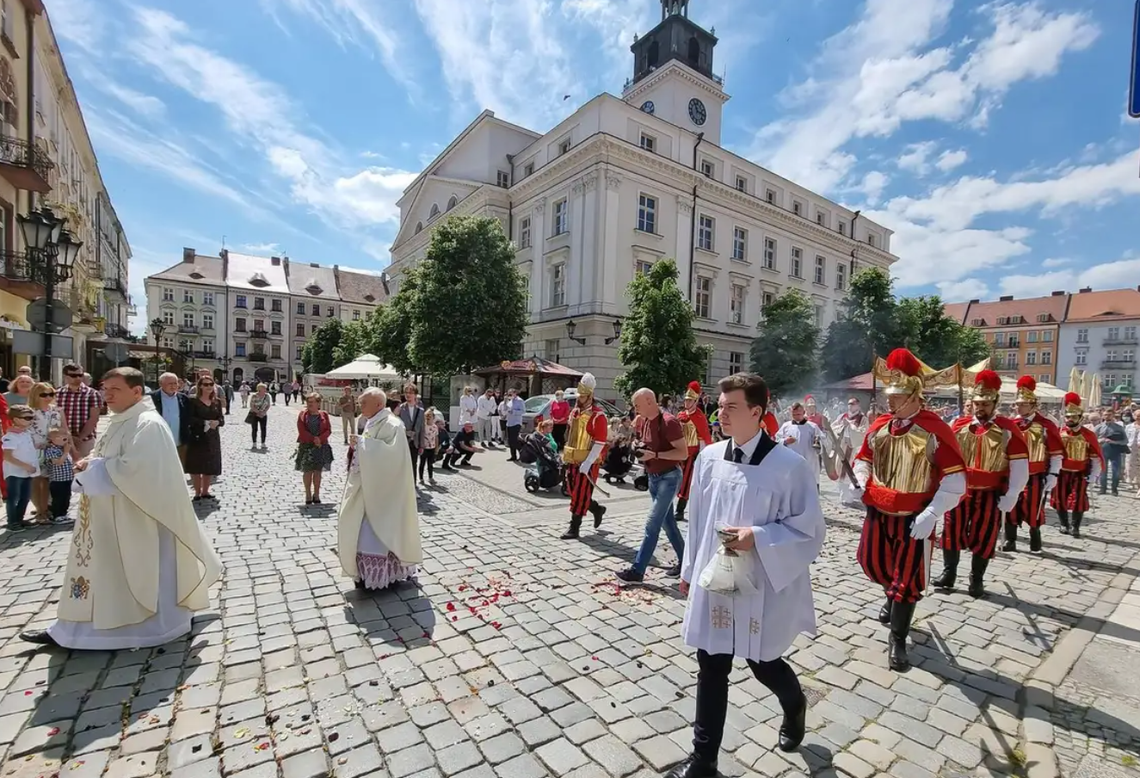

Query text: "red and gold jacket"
[562, 404, 609, 466]
[950, 415, 1029, 491]
[1058, 425, 1104, 474]
[676, 407, 712, 453]
[1015, 412, 1065, 476]
[855, 409, 966, 515]
[762, 412, 778, 438]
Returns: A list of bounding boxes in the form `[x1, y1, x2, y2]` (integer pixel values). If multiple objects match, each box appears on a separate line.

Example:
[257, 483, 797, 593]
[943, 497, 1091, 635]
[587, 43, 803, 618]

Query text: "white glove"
[909, 508, 938, 540]
[997, 492, 1019, 514]
[1044, 474, 1057, 493]
[578, 460, 592, 475]
[841, 483, 865, 509]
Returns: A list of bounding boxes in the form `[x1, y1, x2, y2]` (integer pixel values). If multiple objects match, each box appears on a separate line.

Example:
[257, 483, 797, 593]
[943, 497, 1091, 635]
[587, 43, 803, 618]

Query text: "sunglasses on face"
[41, 392, 55, 397]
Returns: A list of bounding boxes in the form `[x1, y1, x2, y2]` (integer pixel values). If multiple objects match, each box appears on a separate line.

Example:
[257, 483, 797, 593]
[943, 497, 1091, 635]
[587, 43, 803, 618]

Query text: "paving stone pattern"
[0, 405, 1136, 777]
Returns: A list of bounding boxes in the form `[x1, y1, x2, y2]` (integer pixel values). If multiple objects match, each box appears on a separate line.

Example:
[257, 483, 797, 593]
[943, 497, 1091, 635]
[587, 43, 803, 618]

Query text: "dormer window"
[430, 203, 440, 218]
[248, 272, 270, 288]
[189, 271, 204, 280]
[363, 294, 376, 303]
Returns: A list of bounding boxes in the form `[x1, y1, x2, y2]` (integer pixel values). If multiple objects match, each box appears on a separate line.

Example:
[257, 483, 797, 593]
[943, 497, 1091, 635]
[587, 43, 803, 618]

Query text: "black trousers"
[408, 439, 419, 474]
[692, 650, 803, 763]
[419, 448, 436, 480]
[445, 449, 474, 468]
[507, 424, 522, 459]
[49, 480, 72, 519]
[250, 416, 267, 444]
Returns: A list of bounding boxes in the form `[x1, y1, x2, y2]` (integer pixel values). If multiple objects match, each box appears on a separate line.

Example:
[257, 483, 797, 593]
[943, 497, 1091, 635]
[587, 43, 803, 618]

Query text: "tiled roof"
[1064, 288, 1140, 322]
[959, 294, 1068, 327]
[149, 253, 225, 284]
[286, 261, 339, 300]
[943, 302, 969, 325]
[336, 268, 388, 305]
[226, 252, 290, 294]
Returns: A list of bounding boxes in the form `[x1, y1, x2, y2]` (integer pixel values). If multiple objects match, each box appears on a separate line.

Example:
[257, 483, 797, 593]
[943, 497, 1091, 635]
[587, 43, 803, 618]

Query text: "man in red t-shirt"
[616, 388, 690, 583]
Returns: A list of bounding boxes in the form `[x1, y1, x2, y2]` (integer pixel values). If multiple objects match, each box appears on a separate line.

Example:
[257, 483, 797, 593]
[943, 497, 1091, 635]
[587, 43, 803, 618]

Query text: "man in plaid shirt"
[57, 363, 102, 458]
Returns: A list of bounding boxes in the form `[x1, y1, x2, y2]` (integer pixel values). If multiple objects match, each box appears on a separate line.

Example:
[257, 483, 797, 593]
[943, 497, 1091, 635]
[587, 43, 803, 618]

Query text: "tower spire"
[661, 0, 689, 21]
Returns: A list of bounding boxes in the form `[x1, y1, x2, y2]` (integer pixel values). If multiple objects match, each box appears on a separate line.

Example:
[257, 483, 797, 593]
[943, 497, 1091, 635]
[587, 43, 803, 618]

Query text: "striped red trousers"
[857, 508, 928, 604]
[1051, 470, 1090, 513]
[940, 489, 1002, 559]
[1010, 472, 1047, 528]
[565, 460, 602, 516]
[677, 447, 699, 500]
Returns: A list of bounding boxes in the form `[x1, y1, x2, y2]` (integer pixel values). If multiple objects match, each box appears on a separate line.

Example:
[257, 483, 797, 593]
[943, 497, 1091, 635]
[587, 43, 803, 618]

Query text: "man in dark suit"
[152, 372, 193, 467]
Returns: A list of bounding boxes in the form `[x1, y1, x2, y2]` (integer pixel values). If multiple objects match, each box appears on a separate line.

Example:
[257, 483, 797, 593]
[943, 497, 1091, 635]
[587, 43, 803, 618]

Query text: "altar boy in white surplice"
[669, 373, 825, 778]
[20, 367, 223, 650]
[338, 387, 421, 590]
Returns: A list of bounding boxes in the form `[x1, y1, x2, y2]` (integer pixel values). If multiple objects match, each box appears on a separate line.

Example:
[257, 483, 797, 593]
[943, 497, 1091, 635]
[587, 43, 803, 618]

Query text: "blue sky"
[47, 0, 1140, 327]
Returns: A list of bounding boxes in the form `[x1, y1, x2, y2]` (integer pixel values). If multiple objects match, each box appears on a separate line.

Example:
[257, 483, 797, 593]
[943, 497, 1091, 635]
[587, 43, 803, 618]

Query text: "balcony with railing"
[177, 324, 199, 334]
[0, 136, 52, 193]
[104, 323, 130, 340]
[192, 350, 216, 360]
[103, 275, 128, 300]
[249, 353, 268, 363]
[0, 250, 45, 300]
[249, 330, 269, 340]
[1103, 338, 1139, 347]
[1100, 359, 1137, 370]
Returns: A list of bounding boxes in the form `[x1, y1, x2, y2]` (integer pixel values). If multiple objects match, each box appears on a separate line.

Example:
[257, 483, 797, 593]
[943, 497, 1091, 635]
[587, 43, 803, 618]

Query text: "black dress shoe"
[778, 694, 808, 752]
[19, 630, 59, 647]
[877, 597, 892, 625]
[663, 755, 717, 778]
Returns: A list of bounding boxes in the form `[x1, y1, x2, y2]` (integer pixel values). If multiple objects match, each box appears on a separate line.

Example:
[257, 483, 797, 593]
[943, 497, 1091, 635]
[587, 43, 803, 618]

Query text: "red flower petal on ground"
[491, 622, 502, 629]
[451, 615, 458, 622]
[502, 590, 512, 597]
[458, 585, 467, 591]
[446, 603, 456, 612]
[47, 727, 60, 736]
[592, 656, 599, 661]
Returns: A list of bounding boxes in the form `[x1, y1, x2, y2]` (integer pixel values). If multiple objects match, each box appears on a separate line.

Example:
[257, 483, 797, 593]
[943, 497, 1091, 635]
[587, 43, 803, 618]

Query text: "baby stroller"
[602, 441, 636, 485]
[521, 434, 567, 494]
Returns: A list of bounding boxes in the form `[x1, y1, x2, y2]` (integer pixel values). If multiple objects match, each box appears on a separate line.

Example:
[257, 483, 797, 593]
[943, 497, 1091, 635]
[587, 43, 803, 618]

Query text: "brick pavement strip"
[0, 405, 1135, 777]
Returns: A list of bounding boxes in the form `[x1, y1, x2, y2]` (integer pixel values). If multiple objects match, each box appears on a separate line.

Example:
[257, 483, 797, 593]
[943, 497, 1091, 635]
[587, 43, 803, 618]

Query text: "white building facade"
[1055, 288, 1140, 394]
[387, 0, 897, 398]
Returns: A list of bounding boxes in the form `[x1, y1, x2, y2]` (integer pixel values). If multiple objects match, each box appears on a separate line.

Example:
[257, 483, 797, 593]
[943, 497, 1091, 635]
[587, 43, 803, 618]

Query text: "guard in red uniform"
[1005, 376, 1064, 552]
[560, 373, 609, 540]
[1050, 392, 1104, 539]
[851, 349, 966, 671]
[933, 371, 1029, 598]
[674, 381, 712, 523]
[762, 411, 778, 438]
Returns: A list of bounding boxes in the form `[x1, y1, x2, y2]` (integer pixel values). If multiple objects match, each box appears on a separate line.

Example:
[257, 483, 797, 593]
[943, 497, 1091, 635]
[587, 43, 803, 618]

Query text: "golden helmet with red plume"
[1063, 391, 1084, 416]
[971, 369, 1002, 403]
[1015, 375, 1038, 405]
[883, 348, 925, 396]
[684, 381, 701, 401]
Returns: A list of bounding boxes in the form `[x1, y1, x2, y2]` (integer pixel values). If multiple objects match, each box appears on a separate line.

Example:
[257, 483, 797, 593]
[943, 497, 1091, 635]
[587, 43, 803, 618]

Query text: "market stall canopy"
[325, 354, 402, 381]
[931, 376, 1066, 402]
[474, 356, 583, 379]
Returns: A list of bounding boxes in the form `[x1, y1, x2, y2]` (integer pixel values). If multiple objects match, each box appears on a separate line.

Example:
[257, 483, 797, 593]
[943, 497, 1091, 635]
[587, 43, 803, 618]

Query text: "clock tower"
[623, 0, 729, 145]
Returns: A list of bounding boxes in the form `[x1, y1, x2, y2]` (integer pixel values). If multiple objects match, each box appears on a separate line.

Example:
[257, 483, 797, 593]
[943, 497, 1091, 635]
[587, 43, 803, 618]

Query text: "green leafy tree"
[370, 270, 419, 375]
[332, 312, 378, 368]
[406, 216, 529, 375]
[301, 318, 344, 374]
[820, 267, 900, 381]
[749, 289, 819, 399]
[614, 259, 711, 398]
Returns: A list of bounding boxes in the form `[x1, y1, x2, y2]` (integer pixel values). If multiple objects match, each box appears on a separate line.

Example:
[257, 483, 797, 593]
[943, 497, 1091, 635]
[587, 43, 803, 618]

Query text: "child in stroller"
[603, 416, 647, 489]
[522, 420, 567, 494]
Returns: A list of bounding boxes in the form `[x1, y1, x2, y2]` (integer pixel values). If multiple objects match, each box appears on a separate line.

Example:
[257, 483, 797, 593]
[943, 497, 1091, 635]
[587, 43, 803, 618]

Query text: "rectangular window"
[1041, 350, 1052, 365]
[254, 297, 265, 310]
[296, 323, 305, 337]
[735, 175, 747, 192]
[271, 299, 282, 312]
[816, 211, 825, 226]
[792, 200, 802, 216]
[732, 227, 747, 261]
[235, 343, 246, 357]
[763, 237, 776, 270]
[353, 309, 361, 321]
[327, 306, 335, 318]
[271, 321, 282, 335]
[636, 259, 653, 276]
[1077, 328, 1088, 343]
[519, 216, 531, 248]
[297, 302, 305, 315]
[296, 345, 304, 361]
[497, 170, 510, 188]
[1008, 334, 1019, 348]
[765, 189, 776, 204]
[836, 262, 847, 291]
[815, 305, 824, 328]
[162, 311, 174, 326]
[1109, 326, 1121, 340]
[700, 159, 715, 178]
[545, 339, 560, 363]
[1036, 313, 1049, 323]
[729, 352, 743, 374]
[762, 291, 774, 311]
[1075, 351, 1086, 366]
[995, 332, 1006, 346]
[1126, 326, 1138, 341]
[312, 304, 320, 316]
[271, 344, 282, 359]
[814, 255, 826, 285]
[553, 198, 569, 235]
[637, 194, 657, 234]
[183, 289, 193, 303]
[790, 247, 803, 278]
[182, 313, 194, 327]
[1026, 351, 1037, 365]
[202, 314, 213, 330]
[838, 221, 847, 236]
[163, 287, 174, 301]
[639, 133, 656, 153]
[202, 340, 213, 354]
[551, 264, 566, 307]
[730, 284, 745, 325]
[203, 292, 214, 306]
[235, 318, 246, 332]
[1027, 331, 1038, 343]
[695, 277, 712, 319]
[1043, 330, 1054, 342]
[524, 162, 534, 177]
[558, 138, 571, 155]
[253, 319, 265, 332]
[867, 234, 877, 247]
[698, 215, 715, 251]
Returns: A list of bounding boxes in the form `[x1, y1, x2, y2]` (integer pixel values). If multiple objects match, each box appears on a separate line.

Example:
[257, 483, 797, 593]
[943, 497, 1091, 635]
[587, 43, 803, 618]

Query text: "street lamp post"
[220, 355, 232, 384]
[149, 318, 167, 385]
[18, 207, 82, 381]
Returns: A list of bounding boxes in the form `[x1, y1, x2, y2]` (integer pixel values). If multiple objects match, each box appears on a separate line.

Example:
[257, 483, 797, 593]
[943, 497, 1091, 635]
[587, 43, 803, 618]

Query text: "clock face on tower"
[641, 100, 655, 115]
[688, 98, 707, 126]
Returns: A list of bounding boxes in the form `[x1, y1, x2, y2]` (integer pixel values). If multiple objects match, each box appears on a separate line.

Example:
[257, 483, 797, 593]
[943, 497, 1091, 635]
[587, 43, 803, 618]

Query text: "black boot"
[888, 600, 916, 672]
[675, 497, 688, 523]
[778, 693, 808, 752]
[1057, 509, 1070, 535]
[932, 549, 960, 590]
[589, 501, 606, 528]
[877, 596, 892, 625]
[1001, 520, 1017, 552]
[1029, 526, 1042, 553]
[561, 515, 582, 540]
[1071, 511, 1083, 539]
[967, 555, 989, 599]
[663, 756, 717, 778]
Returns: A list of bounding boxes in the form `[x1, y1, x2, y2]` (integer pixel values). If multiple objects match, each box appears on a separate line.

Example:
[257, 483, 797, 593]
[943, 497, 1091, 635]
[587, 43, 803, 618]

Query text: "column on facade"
[676, 193, 694, 298]
[531, 201, 545, 315]
[569, 175, 591, 312]
[601, 170, 622, 310]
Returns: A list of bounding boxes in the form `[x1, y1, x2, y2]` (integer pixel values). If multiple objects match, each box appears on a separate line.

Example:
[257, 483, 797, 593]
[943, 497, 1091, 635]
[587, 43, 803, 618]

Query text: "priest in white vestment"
[776, 402, 832, 488]
[338, 387, 421, 590]
[20, 367, 223, 650]
[670, 373, 825, 778]
[832, 398, 870, 507]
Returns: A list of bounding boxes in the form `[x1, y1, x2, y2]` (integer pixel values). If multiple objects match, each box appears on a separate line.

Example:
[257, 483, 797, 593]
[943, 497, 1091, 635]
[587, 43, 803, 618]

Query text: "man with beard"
[850, 349, 966, 671]
[832, 397, 870, 507]
[933, 370, 1029, 598]
[560, 373, 608, 540]
[1004, 376, 1064, 551]
[675, 381, 712, 523]
[1051, 392, 1104, 539]
[776, 403, 832, 490]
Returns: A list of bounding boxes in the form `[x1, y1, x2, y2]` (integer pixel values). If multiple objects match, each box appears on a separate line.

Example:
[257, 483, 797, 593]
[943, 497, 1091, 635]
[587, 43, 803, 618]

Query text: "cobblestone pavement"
[0, 404, 1138, 778]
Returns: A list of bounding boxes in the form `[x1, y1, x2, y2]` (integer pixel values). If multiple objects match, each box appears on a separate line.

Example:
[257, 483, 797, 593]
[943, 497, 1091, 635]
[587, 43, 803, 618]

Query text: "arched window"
[446, 195, 458, 211]
[429, 203, 440, 218]
[648, 40, 660, 68]
[414, 221, 423, 234]
[687, 36, 700, 66]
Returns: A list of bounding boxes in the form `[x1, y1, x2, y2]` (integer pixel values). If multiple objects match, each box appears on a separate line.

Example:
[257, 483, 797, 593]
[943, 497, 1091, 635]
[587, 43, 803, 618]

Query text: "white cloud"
[935, 148, 967, 171]
[938, 278, 990, 301]
[240, 242, 282, 254]
[898, 142, 937, 175]
[990, 258, 1140, 298]
[91, 81, 166, 119]
[1042, 257, 1072, 268]
[45, 0, 105, 53]
[747, 1, 1099, 192]
[860, 171, 890, 205]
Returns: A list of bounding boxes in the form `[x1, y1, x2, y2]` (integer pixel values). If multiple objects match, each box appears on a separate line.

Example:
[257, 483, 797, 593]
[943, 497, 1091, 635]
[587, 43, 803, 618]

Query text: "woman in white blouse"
[27, 382, 69, 520]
